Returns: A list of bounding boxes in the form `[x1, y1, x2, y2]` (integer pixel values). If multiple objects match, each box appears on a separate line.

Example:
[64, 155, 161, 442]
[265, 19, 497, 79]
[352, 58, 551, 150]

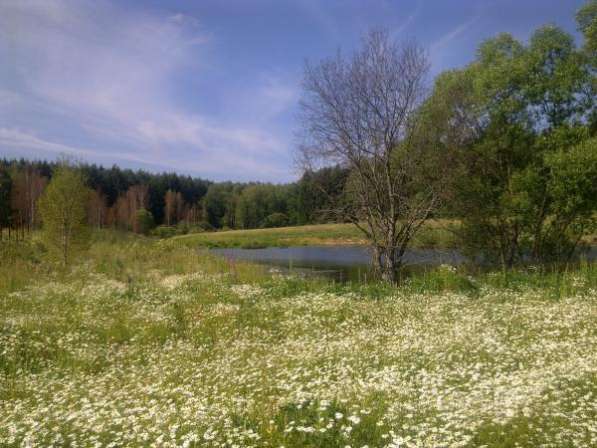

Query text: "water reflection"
[210, 245, 466, 282]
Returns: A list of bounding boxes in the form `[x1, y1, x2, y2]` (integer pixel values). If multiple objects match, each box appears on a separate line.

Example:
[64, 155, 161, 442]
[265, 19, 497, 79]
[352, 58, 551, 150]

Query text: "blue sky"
[0, 0, 587, 182]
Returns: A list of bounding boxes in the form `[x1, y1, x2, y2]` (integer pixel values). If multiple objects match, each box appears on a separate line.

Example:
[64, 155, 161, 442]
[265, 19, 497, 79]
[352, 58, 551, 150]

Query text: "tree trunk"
[372, 245, 383, 279]
[372, 245, 399, 284]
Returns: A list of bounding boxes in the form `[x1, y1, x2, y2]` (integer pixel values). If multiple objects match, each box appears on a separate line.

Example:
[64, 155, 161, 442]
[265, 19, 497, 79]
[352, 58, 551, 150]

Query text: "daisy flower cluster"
[1, 258, 595, 447]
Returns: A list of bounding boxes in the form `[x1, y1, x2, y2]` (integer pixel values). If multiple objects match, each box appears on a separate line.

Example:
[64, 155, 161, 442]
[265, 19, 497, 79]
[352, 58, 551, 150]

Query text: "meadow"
[1, 233, 596, 447]
[171, 221, 456, 249]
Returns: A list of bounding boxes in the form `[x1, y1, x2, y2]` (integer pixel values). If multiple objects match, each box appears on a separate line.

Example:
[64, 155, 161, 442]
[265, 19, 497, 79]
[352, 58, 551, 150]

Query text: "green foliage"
[203, 182, 240, 228]
[404, 264, 480, 296]
[539, 137, 597, 257]
[151, 225, 178, 238]
[38, 166, 90, 266]
[171, 223, 364, 248]
[1, 158, 348, 232]
[577, 0, 597, 54]
[134, 208, 155, 235]
[428, 21, 596, 268]
[295, 166, 349, 224]
[235, 184, 292, 229]
[266, 399, 388, 448]
[0, 239, 45, 294]
[262, 212, 289, 228]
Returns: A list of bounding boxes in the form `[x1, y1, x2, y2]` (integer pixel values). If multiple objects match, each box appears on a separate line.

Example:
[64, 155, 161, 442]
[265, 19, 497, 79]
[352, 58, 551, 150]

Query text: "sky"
[0, 0, 588, 182]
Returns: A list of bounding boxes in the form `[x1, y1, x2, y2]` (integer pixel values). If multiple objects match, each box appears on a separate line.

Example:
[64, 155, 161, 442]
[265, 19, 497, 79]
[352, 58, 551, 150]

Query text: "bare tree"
[299, 29, 439, 283]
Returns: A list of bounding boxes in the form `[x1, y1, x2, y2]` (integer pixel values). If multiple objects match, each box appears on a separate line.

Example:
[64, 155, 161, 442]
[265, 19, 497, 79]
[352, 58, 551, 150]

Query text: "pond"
[210, 245, 466, 282]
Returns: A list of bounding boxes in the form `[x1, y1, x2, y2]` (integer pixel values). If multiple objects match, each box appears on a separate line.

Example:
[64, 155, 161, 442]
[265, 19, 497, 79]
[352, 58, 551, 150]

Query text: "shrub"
[262, 212, 289, 228]
[151, 225, 177, 238]
[134, 208, 155, 235]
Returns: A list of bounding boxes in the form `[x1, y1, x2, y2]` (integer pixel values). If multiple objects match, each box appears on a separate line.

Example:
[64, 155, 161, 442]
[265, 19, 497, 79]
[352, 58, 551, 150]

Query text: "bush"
[262, 212, 289, 228]
[135, 208, 155, 235]
[185, 225, 206, 235]
[151, 225, 177, 238]
[197, 221, 214, 232]
[176, 221, 189, 235]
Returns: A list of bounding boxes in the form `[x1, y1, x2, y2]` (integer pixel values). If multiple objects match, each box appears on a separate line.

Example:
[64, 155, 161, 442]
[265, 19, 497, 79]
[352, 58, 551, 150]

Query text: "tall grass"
[399, 260, 597, 299]
[2, 229, 594, 297]
[1, 231, 596, 447]
[0, 239, 46, 294]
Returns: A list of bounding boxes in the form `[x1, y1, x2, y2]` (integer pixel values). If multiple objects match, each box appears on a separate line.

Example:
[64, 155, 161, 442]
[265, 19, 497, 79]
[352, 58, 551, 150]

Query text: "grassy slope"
[1, 234, 596, 447]
[171, 220, 456, 249]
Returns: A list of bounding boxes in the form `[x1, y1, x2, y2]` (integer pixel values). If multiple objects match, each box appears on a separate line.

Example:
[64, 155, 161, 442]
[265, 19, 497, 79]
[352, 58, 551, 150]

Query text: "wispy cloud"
[0, 127, 290, 180]
[0, 128, 149, 165]
[0, 0, 295, 181]
[391, 0, 422, 38]
[430, 14, 481, 54]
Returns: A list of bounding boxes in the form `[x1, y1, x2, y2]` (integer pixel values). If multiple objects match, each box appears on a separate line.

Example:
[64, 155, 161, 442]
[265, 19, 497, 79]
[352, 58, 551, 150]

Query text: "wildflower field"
[1, 237, 596, 447]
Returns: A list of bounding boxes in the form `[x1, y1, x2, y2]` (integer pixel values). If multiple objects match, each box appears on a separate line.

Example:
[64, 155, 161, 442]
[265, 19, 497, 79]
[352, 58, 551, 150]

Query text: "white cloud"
[391, 0, 422, 38]
[0, 127, 290, 181]
[0, 0, 295, 181]
[430, 15, 481, 54]
[0, 127, 147, 164]
[224, 72, 299, 127]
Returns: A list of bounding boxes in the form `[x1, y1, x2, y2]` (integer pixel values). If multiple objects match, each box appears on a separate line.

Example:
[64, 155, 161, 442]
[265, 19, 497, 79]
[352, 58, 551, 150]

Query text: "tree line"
[0, 158, 348, 238]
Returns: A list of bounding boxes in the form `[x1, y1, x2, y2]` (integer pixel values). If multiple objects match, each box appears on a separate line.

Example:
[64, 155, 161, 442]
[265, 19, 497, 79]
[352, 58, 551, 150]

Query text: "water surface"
[210, 245, 465, 281]
[210, 244, 597, 282]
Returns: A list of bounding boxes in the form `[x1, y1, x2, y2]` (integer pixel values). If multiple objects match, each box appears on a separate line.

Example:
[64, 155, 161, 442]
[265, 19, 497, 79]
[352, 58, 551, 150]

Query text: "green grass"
[170, 220, 456, 249]
[1, 233, 596, 447]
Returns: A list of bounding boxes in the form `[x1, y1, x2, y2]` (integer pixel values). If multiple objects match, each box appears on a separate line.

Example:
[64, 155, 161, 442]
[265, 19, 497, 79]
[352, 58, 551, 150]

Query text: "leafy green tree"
[577, 0, 597, 133]
[235, 185, 267, 229]
[38, 166, 90, 266]
[295, 166, 349, 225]
[135, 208, 155, 235]
[577, 0, 597, 54]
[262, 212, 289, 228]
[539, 136, 597, 259]
[234, 184, 291, 229]
[427, 22, 595, 267]
[203, 182, 240, 228]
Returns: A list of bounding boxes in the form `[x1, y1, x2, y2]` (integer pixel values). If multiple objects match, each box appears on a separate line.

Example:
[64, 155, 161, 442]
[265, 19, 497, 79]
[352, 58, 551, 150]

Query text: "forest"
[0, 158, 348, 236]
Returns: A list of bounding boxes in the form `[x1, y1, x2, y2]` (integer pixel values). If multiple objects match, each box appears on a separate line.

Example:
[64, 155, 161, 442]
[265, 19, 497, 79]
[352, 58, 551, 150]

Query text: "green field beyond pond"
[171, 221, 456, 249]
[1, 234, 596, 447]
